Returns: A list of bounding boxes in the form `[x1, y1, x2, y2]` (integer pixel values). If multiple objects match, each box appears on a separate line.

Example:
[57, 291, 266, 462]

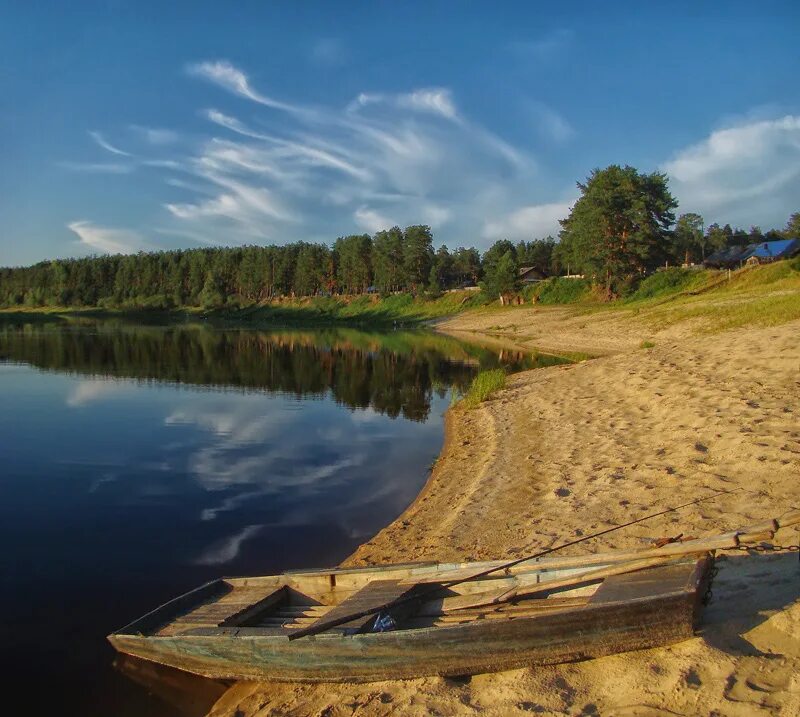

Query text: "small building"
[706, 239, 799, 269]
[518, 266, 546, 284]
[743, 239, 799, 265]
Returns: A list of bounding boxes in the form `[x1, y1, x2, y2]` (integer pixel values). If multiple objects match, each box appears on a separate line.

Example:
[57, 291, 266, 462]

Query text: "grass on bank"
[638, 260, 800, 334]
[0, 290, 490, 328]
[456, 369, 508, 409]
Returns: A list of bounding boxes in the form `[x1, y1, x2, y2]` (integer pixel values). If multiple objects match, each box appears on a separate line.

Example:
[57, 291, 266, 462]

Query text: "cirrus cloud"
[67, 220, 148, 254]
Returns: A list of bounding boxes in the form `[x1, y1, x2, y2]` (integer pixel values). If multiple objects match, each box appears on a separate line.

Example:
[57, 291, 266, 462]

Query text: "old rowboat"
[108, 545, 717, 683]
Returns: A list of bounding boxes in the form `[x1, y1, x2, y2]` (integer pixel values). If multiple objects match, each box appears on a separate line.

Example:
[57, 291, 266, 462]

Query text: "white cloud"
[421, 203, 452, 227]
[72, 59, 554, 251]
[348, 88, 459, 121]
[482, 200, 573, 241]
[205, 108, 269, 140]
[67, 220, 147, 254]
[354, 206, 397, 233]
[89, 130, 132, 157]
[165, 168, 294, 234]
[663, 115, 800, 227]
[401, 89, 459, 120]
[187, 60, 300, 113]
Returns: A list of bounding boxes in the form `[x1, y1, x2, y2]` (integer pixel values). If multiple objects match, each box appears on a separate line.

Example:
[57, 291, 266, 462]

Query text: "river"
[0, 317, 568, 716]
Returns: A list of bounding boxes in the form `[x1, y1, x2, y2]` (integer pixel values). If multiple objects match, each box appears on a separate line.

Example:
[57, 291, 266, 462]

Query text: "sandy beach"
[211, 305, 800, 716]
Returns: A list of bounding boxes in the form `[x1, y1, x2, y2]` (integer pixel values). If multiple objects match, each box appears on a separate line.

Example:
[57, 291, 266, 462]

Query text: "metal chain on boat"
[720, 543, 800, 554]
[703, 543, 800, 605]
[701, 564, 719, 605]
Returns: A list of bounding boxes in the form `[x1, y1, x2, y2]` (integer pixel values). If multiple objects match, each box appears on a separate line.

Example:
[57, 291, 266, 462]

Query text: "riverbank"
[211, 284, 800, 715]
[0, 289, 485, 328]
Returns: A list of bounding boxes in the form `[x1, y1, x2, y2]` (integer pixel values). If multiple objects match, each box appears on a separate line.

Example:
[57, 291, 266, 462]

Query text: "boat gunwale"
[111, 555, 710, 640]
[111, 578, 228, 636]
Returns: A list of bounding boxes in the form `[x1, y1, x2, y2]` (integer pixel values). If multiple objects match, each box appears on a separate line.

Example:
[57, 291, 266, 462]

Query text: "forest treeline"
[0, 225, 547, 309]
[2, 165, 798, 308]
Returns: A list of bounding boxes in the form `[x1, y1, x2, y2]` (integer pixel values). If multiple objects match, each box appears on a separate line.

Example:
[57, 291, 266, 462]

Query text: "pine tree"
[558, 165, 677, 298]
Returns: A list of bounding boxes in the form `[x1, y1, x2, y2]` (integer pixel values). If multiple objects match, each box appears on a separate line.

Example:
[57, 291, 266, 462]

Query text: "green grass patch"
[640, 340, 655, 349]
[524, 277, 593, 305]
[458, 368, 507, 408]
[645, 290, 800, 334]
[625, 268, 711, 302]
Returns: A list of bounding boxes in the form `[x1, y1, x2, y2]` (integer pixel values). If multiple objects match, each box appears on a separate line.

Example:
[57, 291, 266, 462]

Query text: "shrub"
[528, 277, 592, 304]
[459, 369, 507, 408]
[626, 268, 704, 301]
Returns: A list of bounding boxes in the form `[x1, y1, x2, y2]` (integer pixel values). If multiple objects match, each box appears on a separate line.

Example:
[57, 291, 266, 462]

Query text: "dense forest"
[2, 165, 798, 308]
[0, 224, 559, 309]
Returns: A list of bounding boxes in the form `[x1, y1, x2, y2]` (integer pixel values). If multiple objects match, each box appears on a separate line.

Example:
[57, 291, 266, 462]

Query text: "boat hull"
[109, 581, 704, 683]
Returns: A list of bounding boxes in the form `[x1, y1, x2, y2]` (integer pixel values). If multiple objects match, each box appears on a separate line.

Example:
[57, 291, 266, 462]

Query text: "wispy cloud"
[348, 88, 459, 121]
[89, 130, 132, 157]
[527, 101, 575, 143]
[187, 60, 301, 113]
[354, 206, 397, 234]
[482, 200, 574, 241]
[662, 115, 800, 226]
[67, 220, 147, 254]
[69, 59, 564, 250]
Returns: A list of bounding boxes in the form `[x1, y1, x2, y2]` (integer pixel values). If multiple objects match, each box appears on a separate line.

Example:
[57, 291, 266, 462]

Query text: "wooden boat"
[108, 511, 798, 683]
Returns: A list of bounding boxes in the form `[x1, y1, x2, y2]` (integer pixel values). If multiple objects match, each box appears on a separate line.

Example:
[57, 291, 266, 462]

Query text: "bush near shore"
[457, 369, 508, 408]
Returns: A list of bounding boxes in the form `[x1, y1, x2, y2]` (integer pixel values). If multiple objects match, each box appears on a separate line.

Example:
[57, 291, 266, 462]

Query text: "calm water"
[0, 319, 568, 716]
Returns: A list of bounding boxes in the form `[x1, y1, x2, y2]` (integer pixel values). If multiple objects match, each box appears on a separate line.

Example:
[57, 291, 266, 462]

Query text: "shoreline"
[211, 305, 800, 716]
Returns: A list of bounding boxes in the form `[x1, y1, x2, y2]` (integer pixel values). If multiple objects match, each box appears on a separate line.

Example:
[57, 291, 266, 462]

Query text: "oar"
[288, 487, 740, 640]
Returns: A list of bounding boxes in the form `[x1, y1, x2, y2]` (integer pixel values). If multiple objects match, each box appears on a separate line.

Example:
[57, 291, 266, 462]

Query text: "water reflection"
[113, 656, 229, 717]
[0, 320, 566, 420]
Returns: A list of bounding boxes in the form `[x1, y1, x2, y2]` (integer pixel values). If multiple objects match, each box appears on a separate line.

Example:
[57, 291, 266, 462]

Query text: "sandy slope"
[211, 312, 800, 717]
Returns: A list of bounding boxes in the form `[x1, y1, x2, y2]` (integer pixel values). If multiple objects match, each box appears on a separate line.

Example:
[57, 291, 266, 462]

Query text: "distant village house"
[705, 239, 799, 269]
[518, 266, 546, 284]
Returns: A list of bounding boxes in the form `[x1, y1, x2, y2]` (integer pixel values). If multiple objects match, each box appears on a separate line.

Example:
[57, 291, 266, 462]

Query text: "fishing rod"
[289, 486, 739, 640]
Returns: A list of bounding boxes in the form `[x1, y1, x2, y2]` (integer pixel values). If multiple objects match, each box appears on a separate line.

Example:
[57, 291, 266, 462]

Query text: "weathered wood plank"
[295, 579, 422, 635]
[220, 587, 287, 627]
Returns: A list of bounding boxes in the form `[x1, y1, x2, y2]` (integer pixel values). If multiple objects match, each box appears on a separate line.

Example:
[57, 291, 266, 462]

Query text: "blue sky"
[1, 1, 799, 266]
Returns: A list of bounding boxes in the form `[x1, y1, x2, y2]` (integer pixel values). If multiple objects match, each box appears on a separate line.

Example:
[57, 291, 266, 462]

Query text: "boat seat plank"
[299, 579, 421, 634]
[157, 586, 287, 636]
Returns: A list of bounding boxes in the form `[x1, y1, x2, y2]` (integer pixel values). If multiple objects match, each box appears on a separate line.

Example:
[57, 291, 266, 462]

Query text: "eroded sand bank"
[211, 312, 800, 716]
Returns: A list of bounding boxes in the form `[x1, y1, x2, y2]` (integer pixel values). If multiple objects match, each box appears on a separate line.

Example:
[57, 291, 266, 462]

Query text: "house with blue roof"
[705, 239, 799, 268]
[744, 239, 800, 265]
